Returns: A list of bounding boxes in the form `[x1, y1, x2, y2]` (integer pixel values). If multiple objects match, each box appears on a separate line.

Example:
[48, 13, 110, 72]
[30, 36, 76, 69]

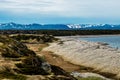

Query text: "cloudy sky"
[0, 0, 119, 24]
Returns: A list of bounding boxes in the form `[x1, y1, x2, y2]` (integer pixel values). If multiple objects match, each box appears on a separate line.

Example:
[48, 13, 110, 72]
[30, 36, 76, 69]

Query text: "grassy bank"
[0, 35, 77, 80]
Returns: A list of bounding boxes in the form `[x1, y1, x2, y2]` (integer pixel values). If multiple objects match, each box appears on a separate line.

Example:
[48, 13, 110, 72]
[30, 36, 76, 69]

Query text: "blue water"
[80, 35, 120, 49]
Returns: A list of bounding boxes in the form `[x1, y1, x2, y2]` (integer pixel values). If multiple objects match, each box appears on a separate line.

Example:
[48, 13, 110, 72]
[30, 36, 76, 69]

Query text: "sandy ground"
[43, 37, 120, 79]
[26, 43, 81, 72]
[26, 42, 112, 80]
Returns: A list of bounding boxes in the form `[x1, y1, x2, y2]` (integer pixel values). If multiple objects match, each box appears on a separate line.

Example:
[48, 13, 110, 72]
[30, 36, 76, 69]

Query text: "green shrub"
[10, 34, 56, 43]
[16, 56, 50, 75]
[0, 72, 27, 80]
[0, 66, 27, 80]
[1, 48, 21, 58]
[0, 36, 36, 58]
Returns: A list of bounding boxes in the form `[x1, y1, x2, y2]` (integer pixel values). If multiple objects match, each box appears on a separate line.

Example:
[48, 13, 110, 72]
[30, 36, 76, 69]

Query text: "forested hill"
[0, 30, 120, 36]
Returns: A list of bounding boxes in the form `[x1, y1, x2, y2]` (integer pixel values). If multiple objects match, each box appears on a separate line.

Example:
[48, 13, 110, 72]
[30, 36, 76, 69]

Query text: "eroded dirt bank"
[43, 37, 120, 79]
[26, 40, 111, 80]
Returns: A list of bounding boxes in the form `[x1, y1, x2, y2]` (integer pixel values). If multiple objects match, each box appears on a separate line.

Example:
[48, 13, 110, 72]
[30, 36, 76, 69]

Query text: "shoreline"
[43, 36, 120, 79]
[56, 34, 120, 37]
[57, 35, 120, 50]
[26, 40, 112, 80]
[56, 34, 120, 40]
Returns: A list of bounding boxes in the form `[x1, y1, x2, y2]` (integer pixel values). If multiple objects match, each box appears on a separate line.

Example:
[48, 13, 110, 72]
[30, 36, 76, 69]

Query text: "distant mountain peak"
[0, 23, 120, 30]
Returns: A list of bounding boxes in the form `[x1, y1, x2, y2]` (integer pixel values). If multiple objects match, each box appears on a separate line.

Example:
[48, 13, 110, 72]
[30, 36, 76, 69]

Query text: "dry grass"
[77, 77, 104, 80]
[0, 65, 27, 80]
[26, 43, 48, 52]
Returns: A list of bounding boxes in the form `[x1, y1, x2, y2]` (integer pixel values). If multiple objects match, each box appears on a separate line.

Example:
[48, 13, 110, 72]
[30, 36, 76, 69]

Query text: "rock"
[51, 65, 76, 80]
[97, 42, 109, 45]
[41, 62, 51, 73]
[71, 72, 111, 80]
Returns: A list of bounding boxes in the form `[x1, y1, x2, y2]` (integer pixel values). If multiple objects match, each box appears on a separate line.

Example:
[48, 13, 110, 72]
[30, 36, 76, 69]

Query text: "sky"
[0, 0, 120, 24]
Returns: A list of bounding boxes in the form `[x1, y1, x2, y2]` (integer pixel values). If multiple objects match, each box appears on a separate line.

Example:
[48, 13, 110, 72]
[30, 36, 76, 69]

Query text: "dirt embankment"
[0, 35, 76, 80]
[26, 42, 111, 80]
[26, 43, 81, 72]
[43, 37, 120, 79]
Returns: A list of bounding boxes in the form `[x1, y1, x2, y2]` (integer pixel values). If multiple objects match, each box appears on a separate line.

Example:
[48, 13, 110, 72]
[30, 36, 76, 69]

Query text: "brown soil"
[26, 43, 82, 72]
[26, 43, 117, 79]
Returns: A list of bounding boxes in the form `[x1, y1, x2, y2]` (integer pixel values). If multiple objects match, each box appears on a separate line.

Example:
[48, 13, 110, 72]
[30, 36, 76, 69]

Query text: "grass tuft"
[0, 66, 27, 80]
[77, 77, 104, 80]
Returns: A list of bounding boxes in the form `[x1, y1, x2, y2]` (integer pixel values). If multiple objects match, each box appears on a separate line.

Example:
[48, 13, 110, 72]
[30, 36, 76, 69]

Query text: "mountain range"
[0, 22, 120, 30]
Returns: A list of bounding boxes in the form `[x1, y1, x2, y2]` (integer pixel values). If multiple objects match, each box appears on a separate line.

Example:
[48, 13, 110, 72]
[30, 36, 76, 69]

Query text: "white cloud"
[0, 0, 120, 17]
[0, 0, 64, 13]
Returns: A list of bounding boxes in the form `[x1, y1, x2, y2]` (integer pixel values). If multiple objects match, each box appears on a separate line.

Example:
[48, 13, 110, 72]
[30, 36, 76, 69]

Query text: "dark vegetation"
[0, 34, 118, 80]
[0, 67, 27, 80]
[0, 30, 120, 36]
[0, 36, 35, 58]
[15, 55, 50, 75]
[0, 35, 77, 80]
[10, 34, 57, 43]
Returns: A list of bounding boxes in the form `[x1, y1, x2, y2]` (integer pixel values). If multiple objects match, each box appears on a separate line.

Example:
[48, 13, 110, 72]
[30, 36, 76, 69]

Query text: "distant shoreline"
[56, 34, 120, 37]
[56, 34, 120, 44]
[1, 30, 120, 36]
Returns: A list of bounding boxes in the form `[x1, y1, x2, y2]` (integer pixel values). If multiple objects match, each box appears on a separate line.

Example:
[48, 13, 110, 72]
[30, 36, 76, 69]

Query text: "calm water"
[80, 35, 120, 49]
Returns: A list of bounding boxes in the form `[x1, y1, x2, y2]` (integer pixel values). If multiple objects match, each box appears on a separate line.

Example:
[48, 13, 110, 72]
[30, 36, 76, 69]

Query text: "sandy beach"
[43, 36, 120, 79]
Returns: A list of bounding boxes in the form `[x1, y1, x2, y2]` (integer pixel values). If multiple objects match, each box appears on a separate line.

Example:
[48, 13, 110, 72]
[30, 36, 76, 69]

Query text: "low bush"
[10, 34, 57, 43]
[1, 47, 21, 58]
[16, 56, 50, 75]
[0, 66, 27, 80]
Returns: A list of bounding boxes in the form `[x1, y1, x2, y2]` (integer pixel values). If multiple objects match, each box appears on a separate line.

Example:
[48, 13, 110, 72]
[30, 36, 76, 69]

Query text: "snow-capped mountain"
[0, 22, 120, 30]
[67, 24, 120, 30]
